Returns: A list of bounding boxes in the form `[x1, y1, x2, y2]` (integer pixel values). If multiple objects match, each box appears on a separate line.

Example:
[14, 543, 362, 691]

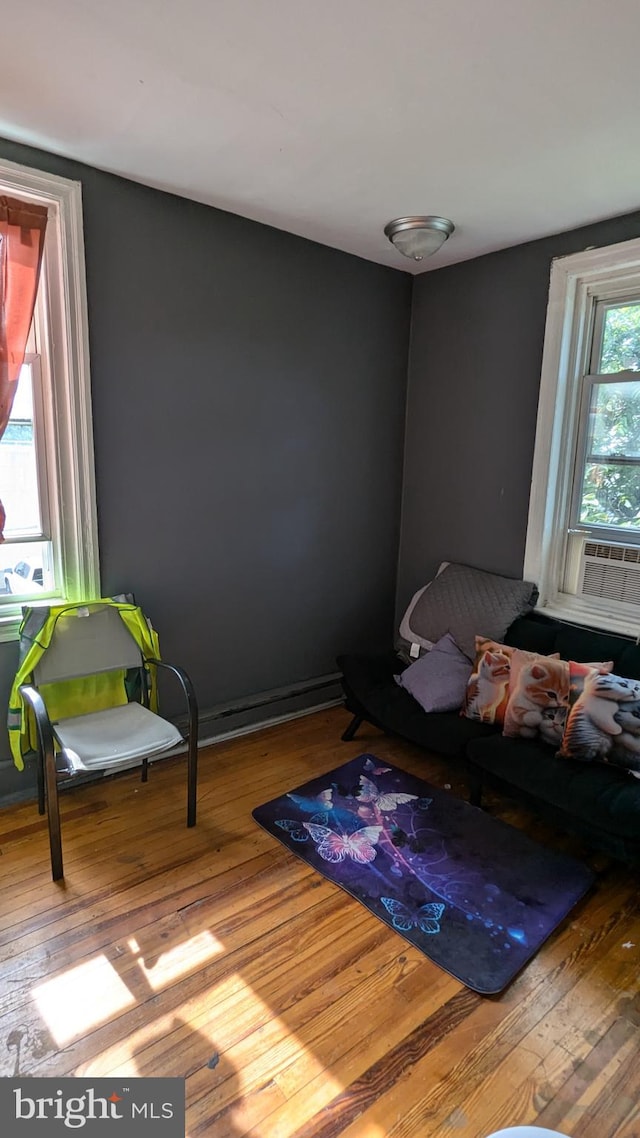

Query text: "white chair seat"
[484, 1129, 571, 1137]
[54, 701, 183, 771]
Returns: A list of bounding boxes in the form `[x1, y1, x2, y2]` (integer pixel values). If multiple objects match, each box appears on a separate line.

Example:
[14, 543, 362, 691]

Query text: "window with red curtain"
[0, 195, 48, 540]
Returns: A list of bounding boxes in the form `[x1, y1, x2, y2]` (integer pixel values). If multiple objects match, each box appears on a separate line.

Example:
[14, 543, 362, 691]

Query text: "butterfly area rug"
[252, 753, 594, 994]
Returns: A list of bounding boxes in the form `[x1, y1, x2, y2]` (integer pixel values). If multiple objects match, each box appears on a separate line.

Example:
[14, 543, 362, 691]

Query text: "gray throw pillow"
[395, 632, 473, 713]
[397, 562, 538, 662]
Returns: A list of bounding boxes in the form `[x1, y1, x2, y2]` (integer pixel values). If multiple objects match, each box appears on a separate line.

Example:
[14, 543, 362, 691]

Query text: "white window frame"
[524, 236, 640, 635]
[570, 366, 640, 543]
[0, 157, 99, 641]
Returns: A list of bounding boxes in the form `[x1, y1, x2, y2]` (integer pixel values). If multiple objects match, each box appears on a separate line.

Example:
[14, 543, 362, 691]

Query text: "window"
[0, 158, 99, 640]
[1, 347, 55, 601]
[525, 237, 640, 634]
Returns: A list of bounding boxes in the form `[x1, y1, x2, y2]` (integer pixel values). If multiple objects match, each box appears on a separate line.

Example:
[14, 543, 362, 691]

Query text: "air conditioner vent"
[584, 541, 640, 563]
[581, 541, 640, 605]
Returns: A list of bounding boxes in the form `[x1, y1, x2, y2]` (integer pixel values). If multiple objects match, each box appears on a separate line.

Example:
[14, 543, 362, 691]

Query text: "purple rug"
[252, 753, 594, 994]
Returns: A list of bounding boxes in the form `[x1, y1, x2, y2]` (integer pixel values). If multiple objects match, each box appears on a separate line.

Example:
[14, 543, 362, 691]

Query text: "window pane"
[0, 363, 42, 536]
[599, 303, 640, 372]
[0, 540, 53, 596]
[579, 461, 640, 529]
[586, 379, 640, 460]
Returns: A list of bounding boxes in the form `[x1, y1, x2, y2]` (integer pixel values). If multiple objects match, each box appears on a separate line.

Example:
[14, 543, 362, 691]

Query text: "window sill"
[535, 595, 640, 641]
[0, 595, 69, 643]
[0, 611, 23, 643]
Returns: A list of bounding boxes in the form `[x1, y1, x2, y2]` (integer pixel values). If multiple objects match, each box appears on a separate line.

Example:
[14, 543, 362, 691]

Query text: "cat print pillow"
[460, 637, 515, 726]
[503, 652, 614, 746]
[460, 637, 559, 726]
[558, 663, 640, 778]
[502, 650, 569, 745]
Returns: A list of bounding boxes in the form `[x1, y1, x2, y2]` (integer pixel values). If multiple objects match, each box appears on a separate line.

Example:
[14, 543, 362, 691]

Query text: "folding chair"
[11, 598, 198, 880]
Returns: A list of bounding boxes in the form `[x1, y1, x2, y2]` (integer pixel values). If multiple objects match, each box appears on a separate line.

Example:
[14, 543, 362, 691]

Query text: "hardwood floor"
[0, 706, 638, 1138]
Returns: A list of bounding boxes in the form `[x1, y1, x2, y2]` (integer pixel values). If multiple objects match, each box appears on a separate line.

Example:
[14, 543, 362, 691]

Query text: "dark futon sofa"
[338, 610, 640, 866]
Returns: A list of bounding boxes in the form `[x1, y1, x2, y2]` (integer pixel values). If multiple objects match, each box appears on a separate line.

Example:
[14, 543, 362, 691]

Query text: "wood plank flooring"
[0, 707, 638, 1138]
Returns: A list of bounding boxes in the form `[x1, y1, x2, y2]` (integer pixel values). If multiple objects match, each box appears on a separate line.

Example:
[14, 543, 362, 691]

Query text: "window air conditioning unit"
[579, 540, 640, 607]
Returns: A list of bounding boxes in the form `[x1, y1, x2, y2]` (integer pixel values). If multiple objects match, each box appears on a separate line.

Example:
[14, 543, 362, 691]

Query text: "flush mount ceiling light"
[384, 215, 455, 262]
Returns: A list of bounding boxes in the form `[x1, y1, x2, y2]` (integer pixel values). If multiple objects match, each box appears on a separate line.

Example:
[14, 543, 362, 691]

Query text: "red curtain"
[0, 195, 48, 541]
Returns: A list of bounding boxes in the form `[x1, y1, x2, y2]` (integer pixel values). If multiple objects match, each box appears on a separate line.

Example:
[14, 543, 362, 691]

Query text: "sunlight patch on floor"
[32, 956, 136, 1046]
[74, 968, 351, 1133]
[341, 1124, 388, 1138]
[129, 930, 224, 991]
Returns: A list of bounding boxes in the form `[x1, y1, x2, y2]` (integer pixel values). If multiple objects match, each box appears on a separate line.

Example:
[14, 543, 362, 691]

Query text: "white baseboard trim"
[196, 696, 344, 748]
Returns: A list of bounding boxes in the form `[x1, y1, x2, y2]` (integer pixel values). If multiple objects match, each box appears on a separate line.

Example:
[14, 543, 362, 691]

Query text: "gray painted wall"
[397, 210, 640, 620]
[0, 137, 411, 801]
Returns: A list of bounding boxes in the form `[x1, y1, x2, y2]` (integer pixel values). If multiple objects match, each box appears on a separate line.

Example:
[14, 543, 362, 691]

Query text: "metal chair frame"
[20, 650, 198, 882]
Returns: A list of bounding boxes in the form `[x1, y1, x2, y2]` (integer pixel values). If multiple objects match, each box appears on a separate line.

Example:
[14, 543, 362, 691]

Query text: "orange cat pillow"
[502, 651, 570, 745]
[460, 637, 516, 726]
[503, 651, 613, 746]
[457, 637, 542, 723]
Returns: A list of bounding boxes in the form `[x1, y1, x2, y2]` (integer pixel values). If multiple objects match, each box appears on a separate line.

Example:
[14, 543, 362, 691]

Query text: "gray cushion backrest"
[397, 562, 538, 662]
[34, 606, 142, 684]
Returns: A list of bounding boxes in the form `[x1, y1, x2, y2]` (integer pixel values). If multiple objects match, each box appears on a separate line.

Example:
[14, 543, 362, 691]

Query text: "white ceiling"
[2, 0, 640, 274]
